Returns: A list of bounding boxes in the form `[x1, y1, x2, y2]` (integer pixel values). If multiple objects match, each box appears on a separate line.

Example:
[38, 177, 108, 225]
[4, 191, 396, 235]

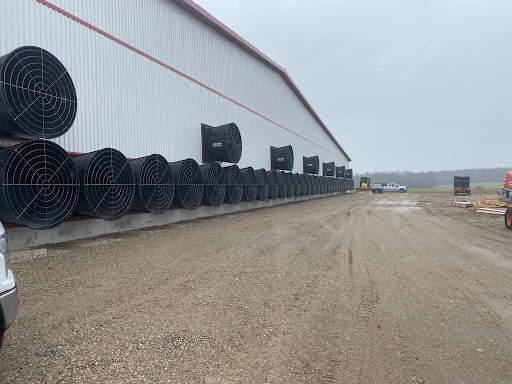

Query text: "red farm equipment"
[503, 171, 512, 229]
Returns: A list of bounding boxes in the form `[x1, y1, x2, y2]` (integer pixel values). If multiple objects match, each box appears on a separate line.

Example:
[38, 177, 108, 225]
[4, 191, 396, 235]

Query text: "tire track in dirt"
[331, 196, 388, 383]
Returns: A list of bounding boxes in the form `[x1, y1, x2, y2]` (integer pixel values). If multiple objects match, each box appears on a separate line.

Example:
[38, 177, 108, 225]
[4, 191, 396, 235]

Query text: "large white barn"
[0, 0, 351, 248]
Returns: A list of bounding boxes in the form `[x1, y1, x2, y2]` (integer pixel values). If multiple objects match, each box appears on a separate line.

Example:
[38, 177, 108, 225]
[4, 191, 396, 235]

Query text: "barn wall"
[0, 0, 349, 172]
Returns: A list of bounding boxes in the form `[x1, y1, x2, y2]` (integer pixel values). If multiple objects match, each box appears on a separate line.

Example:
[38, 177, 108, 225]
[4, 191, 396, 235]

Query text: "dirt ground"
[1, 192, 512, 383]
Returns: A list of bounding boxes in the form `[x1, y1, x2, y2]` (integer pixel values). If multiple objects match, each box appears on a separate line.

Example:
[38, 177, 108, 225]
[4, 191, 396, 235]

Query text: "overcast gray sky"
[194, 0, 511, 173]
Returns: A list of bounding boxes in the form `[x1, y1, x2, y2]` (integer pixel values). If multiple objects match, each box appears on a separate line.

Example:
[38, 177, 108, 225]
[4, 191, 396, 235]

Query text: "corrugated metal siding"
[0, 0, 349, 172]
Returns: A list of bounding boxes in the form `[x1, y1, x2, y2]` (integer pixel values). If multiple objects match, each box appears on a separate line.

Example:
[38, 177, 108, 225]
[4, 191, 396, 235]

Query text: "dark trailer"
[453, 176, 471, 196]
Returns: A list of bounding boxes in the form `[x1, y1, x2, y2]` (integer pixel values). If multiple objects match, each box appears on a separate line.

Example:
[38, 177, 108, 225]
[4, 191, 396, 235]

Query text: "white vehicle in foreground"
[383, 183, 408, 193]
[0, 222, 17, 347]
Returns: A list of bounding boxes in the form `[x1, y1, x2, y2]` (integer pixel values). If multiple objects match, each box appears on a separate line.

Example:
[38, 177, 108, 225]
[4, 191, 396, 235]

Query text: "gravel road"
[1, 193, 512, 383]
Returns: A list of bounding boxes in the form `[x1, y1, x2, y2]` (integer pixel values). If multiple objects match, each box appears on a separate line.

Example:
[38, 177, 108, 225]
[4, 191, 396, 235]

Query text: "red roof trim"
[171, 0, 351, 161]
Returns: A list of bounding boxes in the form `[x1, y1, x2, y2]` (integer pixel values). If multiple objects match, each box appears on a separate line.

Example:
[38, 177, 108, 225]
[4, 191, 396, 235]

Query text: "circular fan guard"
[200, 162, 225, 207]
[225, 123, 242, 164]
[241, 167, 257, 203]
[0, 140, 79, 229]
[312, 176, 319, 194]
[299, 174, 307, 196]
[276, 171, 287, 198]
[254, 168, 269, 201]
[224, 165, 243, 204]
[284, 172, 294, 198]
[293, 173, 301, 196]
[169, 159, 203, 210]
[130, 154, 174, 214]
[73, 148, 135, 220]
[267, 170, 279, 200]
[0, 46, 77, 139]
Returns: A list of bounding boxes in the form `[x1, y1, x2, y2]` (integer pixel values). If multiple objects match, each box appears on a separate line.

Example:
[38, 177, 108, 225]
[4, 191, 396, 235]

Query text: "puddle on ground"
[463, 246, 512, 270]
[390, 206, 422, 212]
[375, 200, 422, 212]
[376, 200, 416, 205]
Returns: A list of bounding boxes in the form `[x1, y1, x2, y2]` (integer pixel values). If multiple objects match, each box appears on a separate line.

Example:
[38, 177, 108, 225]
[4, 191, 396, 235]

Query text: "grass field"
[408, 188, 451, 193]
[409, 182, 503, 194]
[433, 182, 502, 190]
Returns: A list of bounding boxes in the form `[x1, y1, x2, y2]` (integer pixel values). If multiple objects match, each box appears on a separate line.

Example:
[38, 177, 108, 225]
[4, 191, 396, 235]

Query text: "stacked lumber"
[453, 201, 473, 208]
[468, 194, 511, 215]
[479, 194, 511, 207]
[451, 194, 510, 215]
[451, 195, 474, 208]
[474, 207, 507, 215]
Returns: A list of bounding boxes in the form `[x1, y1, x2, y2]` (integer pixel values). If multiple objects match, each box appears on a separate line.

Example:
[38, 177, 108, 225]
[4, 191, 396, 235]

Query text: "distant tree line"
[355, 167, 511, 188]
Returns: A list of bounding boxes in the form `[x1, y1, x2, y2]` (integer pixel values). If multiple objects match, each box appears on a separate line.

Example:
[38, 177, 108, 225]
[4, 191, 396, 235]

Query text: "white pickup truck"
[383, 183, 408, 193]
[0, 222, 17, 347]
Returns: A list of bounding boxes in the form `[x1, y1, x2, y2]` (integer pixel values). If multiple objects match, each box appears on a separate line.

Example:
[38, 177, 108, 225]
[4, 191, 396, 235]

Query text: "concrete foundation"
[7, 192, 348, 250]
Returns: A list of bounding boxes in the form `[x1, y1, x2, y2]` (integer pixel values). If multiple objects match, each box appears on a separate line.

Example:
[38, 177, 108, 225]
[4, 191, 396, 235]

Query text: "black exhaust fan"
[293, 173, 301, 196]
[345, 168, 353, 179]
[0, 46, 77, 139]
[303, 155, 319, 174]
[284, 172, 294, 197]
[266, 170, 279, 199]
[0, 140, 79, 229]
[323, 162, 335, 177]
[299, 174, 307, 196]
[169, 159, 203, 210]
[336, 166, 345, 178]
[200, 162, 226, 207]
[304, 174, 312, 195]
[313, 176, 320, 194]
[306, 174, 312, 195]
[202, 123, 242, 163]
[270, 145, 294, 171]
[308, 175, 314, 194]
[241, 167, 257, 203]
[73, 148, 135, 220]
[224, 165, 243, 204]
[276, 171, 287, 198]
[254, 168, 269, 201]
[130, 154, 174, 214]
